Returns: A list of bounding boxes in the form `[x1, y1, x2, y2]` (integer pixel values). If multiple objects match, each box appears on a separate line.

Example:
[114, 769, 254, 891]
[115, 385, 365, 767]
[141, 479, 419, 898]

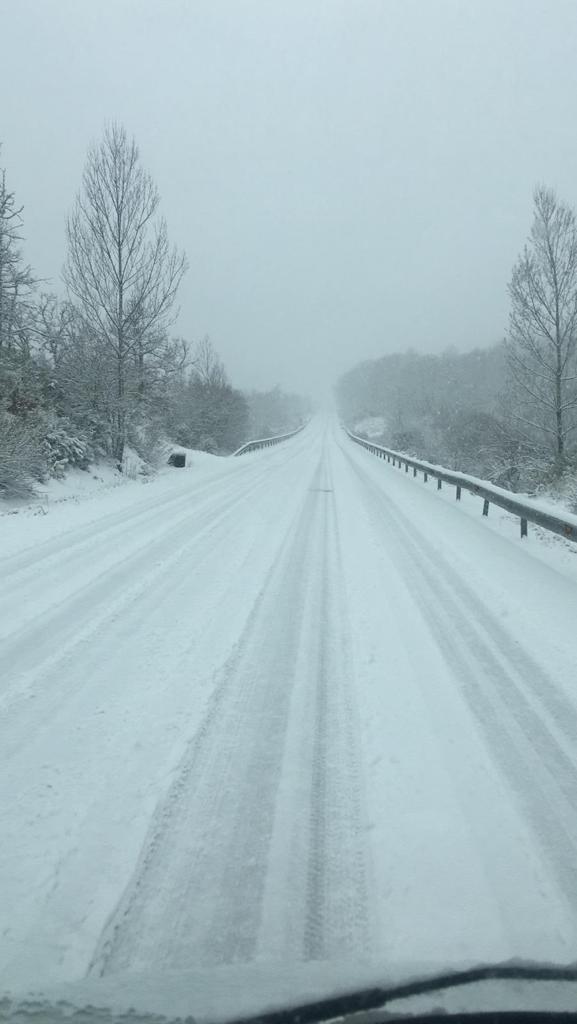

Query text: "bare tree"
[507, 185, 577, 469]
[0, 157, 35, 351]
[194, 335, 228, 387]
[35, 292, 75, 371]
[64, 123, 187, 465]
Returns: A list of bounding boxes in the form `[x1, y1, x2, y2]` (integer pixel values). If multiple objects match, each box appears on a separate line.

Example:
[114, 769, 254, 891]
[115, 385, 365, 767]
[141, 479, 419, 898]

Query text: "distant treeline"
[337, 185, 577, 496]
[336, 344, 522, 485]
[245, 386, 311, 440]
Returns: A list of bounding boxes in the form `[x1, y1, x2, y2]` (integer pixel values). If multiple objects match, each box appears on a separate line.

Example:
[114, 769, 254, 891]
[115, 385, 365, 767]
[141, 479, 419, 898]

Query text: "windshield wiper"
[225, 963, 577, 1024]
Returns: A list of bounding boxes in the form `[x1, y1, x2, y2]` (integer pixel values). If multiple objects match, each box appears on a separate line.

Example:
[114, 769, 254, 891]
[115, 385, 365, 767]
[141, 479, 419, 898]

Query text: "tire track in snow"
[0, 438, 323, 985]
[0, 432, 309, 579]
[91, 464, 325, 974]
[0, 452, 298, 695]
[91, 439, 372, 974]
[303, 447, 372, 961]
[0, 441, 308, 646]
[342, 440, 577, 914]
[0, 466, 299, 759]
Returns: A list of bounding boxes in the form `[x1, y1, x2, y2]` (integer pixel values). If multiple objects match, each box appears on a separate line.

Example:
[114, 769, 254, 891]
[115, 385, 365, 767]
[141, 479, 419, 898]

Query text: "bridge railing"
[347, 429, 577, 543]
[233, 424, 305, 457]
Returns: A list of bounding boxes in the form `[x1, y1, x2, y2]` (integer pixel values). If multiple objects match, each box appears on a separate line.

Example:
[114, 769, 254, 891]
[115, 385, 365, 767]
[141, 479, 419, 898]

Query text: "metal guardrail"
[348, 429, 577, 543]
[233, 424, 305, 457]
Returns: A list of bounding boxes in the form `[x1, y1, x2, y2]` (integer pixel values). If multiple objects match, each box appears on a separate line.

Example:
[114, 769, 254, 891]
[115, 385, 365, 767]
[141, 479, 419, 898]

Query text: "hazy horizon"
[4, 0, 577, 399]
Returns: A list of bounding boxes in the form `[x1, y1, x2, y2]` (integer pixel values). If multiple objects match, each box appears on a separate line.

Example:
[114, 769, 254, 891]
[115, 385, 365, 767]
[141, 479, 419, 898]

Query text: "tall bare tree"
[64, 123, 187, 465]
[0, 158, 35, 351]
[507, 185, 577, 469]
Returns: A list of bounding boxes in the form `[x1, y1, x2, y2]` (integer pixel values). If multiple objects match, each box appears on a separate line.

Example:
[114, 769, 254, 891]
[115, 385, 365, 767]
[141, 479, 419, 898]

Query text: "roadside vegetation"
[0, 128, 307, 499]
[337, 186, 577, 502]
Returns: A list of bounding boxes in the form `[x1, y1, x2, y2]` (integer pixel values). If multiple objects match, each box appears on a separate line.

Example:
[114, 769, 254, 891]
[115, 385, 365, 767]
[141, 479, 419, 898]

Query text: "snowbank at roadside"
[1, 445, 224, 515]
[0, 439, 231, 519]
[0, 445, 233, 562]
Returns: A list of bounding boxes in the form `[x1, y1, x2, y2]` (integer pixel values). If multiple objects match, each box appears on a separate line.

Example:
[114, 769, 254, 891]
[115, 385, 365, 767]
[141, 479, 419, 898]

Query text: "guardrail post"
[483, 499, 489, 517]
[405, 462, 409, 473]
[520, 517, 528, 538]
[456, 484, 461, 500]
[437, 478, 442, 490]
[413, 466, 417, 477]
[424, 471, 428, 482]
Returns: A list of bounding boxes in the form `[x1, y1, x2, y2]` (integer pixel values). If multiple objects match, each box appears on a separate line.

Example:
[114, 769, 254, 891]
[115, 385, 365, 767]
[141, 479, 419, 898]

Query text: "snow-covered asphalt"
[2, 418, 577, 995]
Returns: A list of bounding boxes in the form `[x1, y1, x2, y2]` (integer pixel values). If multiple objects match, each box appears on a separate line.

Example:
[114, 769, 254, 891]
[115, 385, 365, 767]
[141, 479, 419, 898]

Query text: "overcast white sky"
[3, 0, 577, 397]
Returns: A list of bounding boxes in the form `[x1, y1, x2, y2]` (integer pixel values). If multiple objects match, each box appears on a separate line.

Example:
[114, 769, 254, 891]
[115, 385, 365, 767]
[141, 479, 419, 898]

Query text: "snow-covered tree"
[507, 186, 577, 470]
[64, 123, 187, 465]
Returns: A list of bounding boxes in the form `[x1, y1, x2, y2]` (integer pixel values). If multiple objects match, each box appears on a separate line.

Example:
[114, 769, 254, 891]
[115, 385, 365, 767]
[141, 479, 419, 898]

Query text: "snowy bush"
[41, 420, 93, 478]
[0, 413, 43, 498]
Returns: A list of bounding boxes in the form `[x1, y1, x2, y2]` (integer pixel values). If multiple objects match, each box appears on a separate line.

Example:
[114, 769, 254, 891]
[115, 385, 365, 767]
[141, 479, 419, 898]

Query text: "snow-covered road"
[2, 419, 577, 997]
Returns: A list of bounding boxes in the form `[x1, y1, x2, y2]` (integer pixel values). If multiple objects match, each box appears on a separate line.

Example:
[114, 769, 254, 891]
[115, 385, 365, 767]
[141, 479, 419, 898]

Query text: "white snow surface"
[2, 418, 577, 1016]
